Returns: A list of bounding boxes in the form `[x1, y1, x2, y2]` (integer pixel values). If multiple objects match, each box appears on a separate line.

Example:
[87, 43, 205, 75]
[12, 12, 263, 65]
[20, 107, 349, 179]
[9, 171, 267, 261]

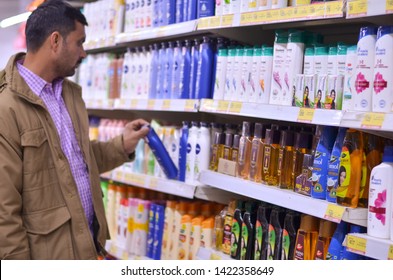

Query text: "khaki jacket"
[0, 53, 129, 259]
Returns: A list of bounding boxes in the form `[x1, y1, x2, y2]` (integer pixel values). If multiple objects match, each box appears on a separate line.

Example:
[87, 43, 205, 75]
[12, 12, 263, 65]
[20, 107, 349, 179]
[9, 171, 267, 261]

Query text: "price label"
[149, 177, 158, 189]
[124, 172, 133, 184]
[326, 1, 344, 17]
[217, 100, 229, 112]
[297, 6, 308, 18]
[324, 204, 345, 223]
[346, 235, 367, 255]
[198, 18, 210, 29]
[113, 170, 124, 182]
[361, 112, 385, 129]
[285, 7, 295, 20]
[297, 108, 315, 123]
[121, 251, 128, 260]
[95, 99, 103, 108]
[387, 0, 393, 12]
[221, 14, 234, 26]
[347, 0, 367, 17]
[201, 99, 215, 111]
[184, 99, 196, 111]
[240, 13, 247, 25]
[229, 101, 243, 114]
[210, 253, 222, 260]
[110, 243, 117, 254]
[132, 174, 145, 186]
[256, 10, 267, 22]
[210, 16, 221, 27]
[131, 99, 138, 108]
[161, 99, 171, 110]
[147, 100, 156, 110]
[269, 9, 280, 21]
[388, 245, 393, 260]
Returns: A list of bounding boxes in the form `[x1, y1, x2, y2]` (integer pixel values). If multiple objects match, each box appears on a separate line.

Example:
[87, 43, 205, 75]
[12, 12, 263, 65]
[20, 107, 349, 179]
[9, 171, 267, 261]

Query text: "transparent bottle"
[249, 123, 265, 182]
[262, 129, 281, 185]
[223, 133, 234, 160]
[294, 214, 319, 260]
[209, 132, 225, 171]
[231, 134, 241, 162]
[291, 132, 312, 190]
[237, 122, 253, 179]
[278, 130, 295, 189]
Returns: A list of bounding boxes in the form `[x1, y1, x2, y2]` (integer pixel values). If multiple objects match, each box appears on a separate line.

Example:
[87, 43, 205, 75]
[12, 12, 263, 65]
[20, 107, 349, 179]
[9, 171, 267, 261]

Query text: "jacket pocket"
[21, 128, 55, 174]
[23, 206, 75, 260]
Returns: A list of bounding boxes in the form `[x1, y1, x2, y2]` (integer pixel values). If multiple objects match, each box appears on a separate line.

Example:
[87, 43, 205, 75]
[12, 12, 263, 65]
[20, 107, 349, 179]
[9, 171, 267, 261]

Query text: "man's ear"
[49, 31, 61, 51]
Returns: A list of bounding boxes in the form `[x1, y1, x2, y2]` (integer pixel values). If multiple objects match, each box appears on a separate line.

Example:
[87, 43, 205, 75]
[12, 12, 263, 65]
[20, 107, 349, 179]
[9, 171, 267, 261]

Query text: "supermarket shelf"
[113, 98, 200, 112]
[196, 247, 232, 260]
[105, 240, 151, 260]
[101, 167, 197, 199]
[346, 0, 393, 19]
[85, 99, 115, 110]
[115, 20, 199, 44]
[341, 111, 393, 133]
[197, 1, 344, 30]
[199, 170, 367, 226]
[199, 99, 343, 127]
[84, 36, 117, 52]
[345, 233, 393, 260]
[194, 184, 249, 205]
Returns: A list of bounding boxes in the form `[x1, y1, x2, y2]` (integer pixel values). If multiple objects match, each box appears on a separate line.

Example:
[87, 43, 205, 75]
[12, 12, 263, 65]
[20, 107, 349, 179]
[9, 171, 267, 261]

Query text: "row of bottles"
[78, 36, 217, 101]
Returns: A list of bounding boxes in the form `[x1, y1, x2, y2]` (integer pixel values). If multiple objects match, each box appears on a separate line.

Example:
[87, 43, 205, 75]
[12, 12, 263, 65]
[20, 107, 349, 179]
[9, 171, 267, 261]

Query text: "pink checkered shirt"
[17, 61, 94, 235]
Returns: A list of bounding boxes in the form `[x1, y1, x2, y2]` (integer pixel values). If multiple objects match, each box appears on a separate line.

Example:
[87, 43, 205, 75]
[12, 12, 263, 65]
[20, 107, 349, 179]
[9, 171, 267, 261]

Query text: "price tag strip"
[324, 204, 346, 223]
[346, 235, 367, 255]
[297, 108, 315, 123]
[361, 112, 385, 129]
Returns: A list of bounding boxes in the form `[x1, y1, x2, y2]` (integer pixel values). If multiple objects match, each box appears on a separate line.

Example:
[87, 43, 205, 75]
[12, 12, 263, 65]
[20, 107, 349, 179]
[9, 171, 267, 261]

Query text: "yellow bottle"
[201, 217, 215, 249]
[278, 130, 295, 189]
[210, 132, 225, 171]
[262, 129, 281, 185]
[222, 200, 236, 254]
[336, 129, 364, 208]
[169, 202, 188, 259]
[294, 214, 319, 260]
[291, 132, 312, 190]
[358, 133, 382, 208]
[314, 220, 336, 260]
[161, 200, 176, 260]
[249, 123, 266, 182]
[214, 207, 226, 251]
[237, 122, 253, 179]
[223, 133, 233, 160]
[178, 214, 193, 260]
[189, 216, 204, 260]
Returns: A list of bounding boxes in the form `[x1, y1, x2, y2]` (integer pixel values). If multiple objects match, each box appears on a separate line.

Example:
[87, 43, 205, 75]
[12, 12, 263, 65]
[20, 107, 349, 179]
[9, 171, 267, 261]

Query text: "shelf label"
[124, 172, 133, 183]
[113, 170, 124, 182]
[347, 0, 367, 17]
[297, 108, 315, 123]
[149, 177, 158, 189]
[388, 245, 393, 260]
[121, 251, 128, 260]
[221, 14, 234, 26]
[147, 100, 156, 110]
[324, 204, 345, 223]
[346, 235, 367, 255]
[217, 100, 229, 112]
[131, 99, 138, 108]
[132, 174, 146, 186]
[327, 1, 345, 16]
[198, 17, 210, 29]
[162, 100, 171, 110]
[184, 99, 196, 111]
[210, 253, 222, 260]
[228, 101, 243, 114]
[361, 112, 385, 129]
[201, 99, 215, 111]
[210, 16, 221, 27]
[387, 0, 393, 12]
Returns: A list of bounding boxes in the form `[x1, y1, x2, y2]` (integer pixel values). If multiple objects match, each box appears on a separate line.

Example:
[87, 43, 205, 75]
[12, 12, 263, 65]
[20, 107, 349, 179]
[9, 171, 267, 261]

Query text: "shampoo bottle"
[254, 203, 271, 260]
[281, 211, 300, 260]
[326, 221, 348, 260]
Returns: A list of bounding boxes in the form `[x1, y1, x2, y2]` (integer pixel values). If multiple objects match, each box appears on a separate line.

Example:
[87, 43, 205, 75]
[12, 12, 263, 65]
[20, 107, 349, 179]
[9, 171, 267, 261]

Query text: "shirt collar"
[16, 60, 64, 100]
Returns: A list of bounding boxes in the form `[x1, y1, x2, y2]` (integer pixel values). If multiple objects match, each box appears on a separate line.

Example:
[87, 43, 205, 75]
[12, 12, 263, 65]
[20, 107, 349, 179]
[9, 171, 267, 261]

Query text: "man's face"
[56, 21, 86, 78]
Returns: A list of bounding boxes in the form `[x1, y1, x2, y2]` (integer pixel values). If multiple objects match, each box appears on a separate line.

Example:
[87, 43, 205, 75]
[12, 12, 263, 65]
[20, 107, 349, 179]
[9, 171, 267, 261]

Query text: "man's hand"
[122, 119, 150, 155]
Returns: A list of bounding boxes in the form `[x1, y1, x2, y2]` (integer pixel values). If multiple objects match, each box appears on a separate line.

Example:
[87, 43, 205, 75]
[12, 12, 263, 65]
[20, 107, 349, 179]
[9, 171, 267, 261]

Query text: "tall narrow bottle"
[281, 210, 300, 260]
[231, 134, 240, 162]
[358, 133, 382, 207]
[262, 128, 281, 185]
[278, 130, 295, 189]
[267, 206, 286, 260]
[223, 133, 233, 160]
[336, 129, 364, 208]
[294, 214, 319, 260]
[222, 200, 236, 255]
[210, 132, 225, 171]
[314, 220, 336, 260]
[249, 123, 266, 182]
[254, 203, 271, 260]
[237, 122, 253, 179]
[291, 132, 312, 190]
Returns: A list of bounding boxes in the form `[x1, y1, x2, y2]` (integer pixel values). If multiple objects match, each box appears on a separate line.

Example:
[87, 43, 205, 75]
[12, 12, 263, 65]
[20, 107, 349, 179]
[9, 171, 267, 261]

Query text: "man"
[0, 0, 149, 259]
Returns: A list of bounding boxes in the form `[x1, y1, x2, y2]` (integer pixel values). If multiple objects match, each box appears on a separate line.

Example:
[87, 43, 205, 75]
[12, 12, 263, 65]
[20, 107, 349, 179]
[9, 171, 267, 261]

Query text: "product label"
[240, 222, 249, 260]
[250, 141, 259, 169]
[231, 149, 239, 162]
[238, 138, 246, 165]
[336, 148, 351, 199]
[254, 221, 262, 260]
[222, 216, 233, 255]
[281, 229, 290, 260]
[315, 238, 325, 260]
[277, 149, 284, 178]
[359, 154, 367, 199]
[369, 180, 387, 226]
[327, 152, 340, 202]
[311, 148, 330, 200]
[295, 166, 312, 196]
[230, 219, 241, 258]
[263, 146, 271, 174]
[267, 224, 275, 260]
[294, 232, 305, 260]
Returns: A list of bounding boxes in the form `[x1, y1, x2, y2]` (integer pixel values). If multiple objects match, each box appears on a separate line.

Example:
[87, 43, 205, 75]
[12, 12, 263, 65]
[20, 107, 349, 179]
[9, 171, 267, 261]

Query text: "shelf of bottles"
[198, 0, 344, 30]
[101, 166, 197, 199]
[199, 170, 367, 227]
[344, 233, 393, 260]
[346, 0, 393, 19]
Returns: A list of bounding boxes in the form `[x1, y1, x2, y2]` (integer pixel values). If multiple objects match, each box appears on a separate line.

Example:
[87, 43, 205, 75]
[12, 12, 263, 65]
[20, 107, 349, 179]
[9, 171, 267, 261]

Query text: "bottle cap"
[254, 123, 263, 138]
[265, 129, 273, 145]
[233, 134, 240, 148]
[280, 130, 295, 147]
[302, 154, 313, 167]
[299, 214, 319, 231]
[382, 145, 393, 162]
[319, 220, 337, 238]
[225, 133, 233, 147]
[272, 129, 281, 144]
[241, 121, 251, 136]
[295, 132, 312, 149]
[359, 26, 378, 41]
[214, 132, 225, 145]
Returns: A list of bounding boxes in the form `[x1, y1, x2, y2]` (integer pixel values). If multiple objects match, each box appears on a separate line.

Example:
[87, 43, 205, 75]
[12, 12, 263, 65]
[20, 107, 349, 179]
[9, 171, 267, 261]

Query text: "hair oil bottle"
[209, 132, 225, 171]
[278, 130, 295, 189]
[237, 122, 253, 179]
[336, 129, 364, 208]
[223, 133, 234, 160]
[358, 133, 383, 207]
[231, 134, 241, 163]
[291, 132, 312, 190]
[314, 220, 337, 260]
[281, 210, 300, 260]
[294, 214, 319, 260]
[249, 123, 266, 182]
[262, 129, 281, 185]
[254, 203, 272, 260]
[267, 206, 286, 260]
[222, 200, 237, 255]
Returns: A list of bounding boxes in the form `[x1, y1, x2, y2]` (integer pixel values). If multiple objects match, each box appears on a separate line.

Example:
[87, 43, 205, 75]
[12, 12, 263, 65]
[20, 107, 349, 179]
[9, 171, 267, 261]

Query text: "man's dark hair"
[25, 0, 88, 52]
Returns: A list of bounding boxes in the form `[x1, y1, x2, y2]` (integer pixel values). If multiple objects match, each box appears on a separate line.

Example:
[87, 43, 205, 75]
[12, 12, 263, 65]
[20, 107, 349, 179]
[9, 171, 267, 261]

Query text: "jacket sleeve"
[90, 134, 130, 174]
[0, 121, 30, 260]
